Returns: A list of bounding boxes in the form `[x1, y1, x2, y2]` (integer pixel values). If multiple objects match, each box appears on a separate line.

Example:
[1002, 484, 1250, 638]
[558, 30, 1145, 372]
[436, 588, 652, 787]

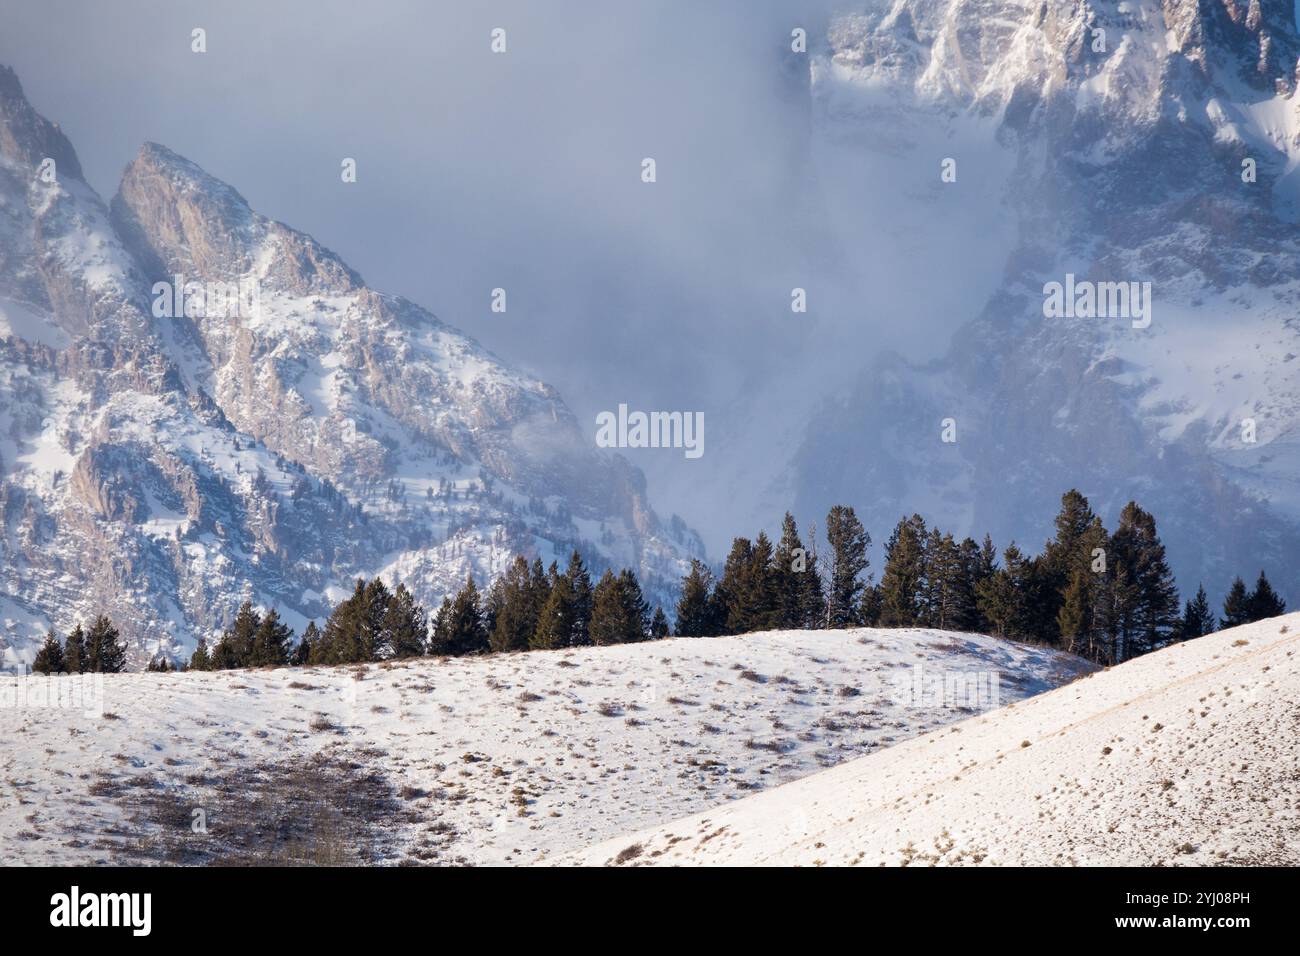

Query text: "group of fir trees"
[671, 491, 1288, 667]
[31, 616, 128, 674]
[675, 511, 831, 636]
[185, 550, 669, 671]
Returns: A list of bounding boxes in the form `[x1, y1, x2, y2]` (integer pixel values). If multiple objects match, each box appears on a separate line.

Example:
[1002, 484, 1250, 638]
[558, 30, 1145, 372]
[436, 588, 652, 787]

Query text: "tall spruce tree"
[824, 505, 869, 627]
[84, 616, 127, 673]
[1247, 571, 1286, 621]
[1178, 585, 1215, 640]
[675, 560, 718, 637]
[565, 551, 594, 646]
[249, 608, 294, 667]
[383, 583, 427, 658]
[490, 556, 538, 653]
[1110, 502, 1179, 657]
[531, 572, 577, 650]
[32, 630, 65, 674]
[879, 515, 927, 627]
[435, 574, 488, 655]
[63, 624, 86, 674]
[1220, 576, 1252, 629]
[189, 636, 212, 671]
[716, 537, 755, 635]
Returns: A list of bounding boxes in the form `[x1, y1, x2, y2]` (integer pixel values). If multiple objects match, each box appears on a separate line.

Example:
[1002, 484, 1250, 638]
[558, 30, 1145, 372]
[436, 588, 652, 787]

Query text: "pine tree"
[772, 513, 808, 629]
[32, 630, 65, 674]
[490, 557, 540, 653]
[590, 570, 624, 645]
[292, 622, 318, 665]
[1039, 490, 1100, 645]
[650, 606, 669, 639]
[532, 572, 576, 650]
[249, 608, 294, 667]
[1247, 571, 1287, 621]
[824, 505, 869, 627]
[976, 543, 1032, 640]
[1220, 576, 1252, 629]
[716, 537, 755, 634]
[84, 616, 127, 673]
[879, 515, 927, 627]
[383, 583, 427, 658]
[1109, 502, 1179, 657]
[1177, 585, 1215, 640]
[565, 551, 594, 646]
[675, 559, 718, 637]
[858, 583, 882, 626]
[428, 597, 455, 656]
[618, 569, 651, 642]
[189, 636, 212, 671]
[63, 624, 86, 674]
[213, 601, 262, 669]
[439, 574, 488, 655]
[1057, 568, 1092, 656]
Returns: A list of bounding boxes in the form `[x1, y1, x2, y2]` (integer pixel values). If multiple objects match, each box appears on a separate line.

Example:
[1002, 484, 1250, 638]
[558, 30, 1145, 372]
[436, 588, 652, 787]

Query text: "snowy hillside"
[0, 627, 1090, 865]
[0, 64, 701, 667]
[565, 614, 1300, 866]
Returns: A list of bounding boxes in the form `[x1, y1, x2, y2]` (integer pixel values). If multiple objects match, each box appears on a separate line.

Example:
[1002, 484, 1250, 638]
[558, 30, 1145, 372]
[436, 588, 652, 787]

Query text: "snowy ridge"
[563, 614, 1300, 865]
[0, 626, 1091, 864]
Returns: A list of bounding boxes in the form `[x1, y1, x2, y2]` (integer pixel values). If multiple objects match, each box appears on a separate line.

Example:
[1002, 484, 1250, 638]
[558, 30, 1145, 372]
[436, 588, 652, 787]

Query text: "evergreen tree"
[438, 575, 488, 655]
[858, 583, 882, 626]
[824, 505, 869, 627]
[618, 569, 651, 642]
[84, 616, 127, 673]
[976, 543, 1032, 640]
[675, 559, 718, 637]
[490, 556, 538, 653]
[1177, 585, 1215, 641]
[189, 636, 212, 671]
[1039, 490, 1100, 645]
[249, 608, 294, 667]
[772, 513, 808, 629]
[63, 624, 86, 674]
[879, 515, 927, 627]
[565, 551, 594, 646]
[1109, 502, 1179, 657]
[1247, 571, 1287, 621]
[532, 572, 577, 650]
[1057, 568, 1092, 656]
[212, 601, 262, 669]
[428, 597, 455, 656]
[650, 605, 669, 639]
[716, 537, 755, 634]
[32, 630, 65, 674]
[1220, 576, 1252, 629]
[292, 622, 318, 665]
[383, 584, 427, 658]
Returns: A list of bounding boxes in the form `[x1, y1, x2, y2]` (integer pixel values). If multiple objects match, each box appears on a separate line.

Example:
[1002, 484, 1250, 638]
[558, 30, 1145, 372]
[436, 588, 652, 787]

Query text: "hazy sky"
[0, 0, 1015, 550]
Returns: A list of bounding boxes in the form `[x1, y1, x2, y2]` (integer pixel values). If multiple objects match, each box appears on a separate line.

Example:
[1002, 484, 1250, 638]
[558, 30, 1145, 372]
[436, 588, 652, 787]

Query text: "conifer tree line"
[673, 491, 1286, 666]
[28, 491, 1288, 675]
[183, 550, 668, 671]
[30, 617, 128, 674]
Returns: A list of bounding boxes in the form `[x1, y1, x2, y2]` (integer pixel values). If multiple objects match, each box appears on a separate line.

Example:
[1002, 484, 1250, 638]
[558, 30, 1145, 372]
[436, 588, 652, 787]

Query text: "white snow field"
[563, 615, 1300, 867]
[0, 628, 1090, 865]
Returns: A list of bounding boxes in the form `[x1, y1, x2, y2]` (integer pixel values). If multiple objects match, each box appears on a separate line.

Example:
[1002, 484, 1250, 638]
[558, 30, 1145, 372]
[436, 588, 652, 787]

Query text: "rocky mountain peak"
[0, 64, 83, 181]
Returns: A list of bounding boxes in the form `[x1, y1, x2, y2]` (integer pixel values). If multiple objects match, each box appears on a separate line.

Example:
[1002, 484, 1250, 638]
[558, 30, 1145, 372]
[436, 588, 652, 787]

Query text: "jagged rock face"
[0, 69, 700, 667]
[793, 0, 1300, 601]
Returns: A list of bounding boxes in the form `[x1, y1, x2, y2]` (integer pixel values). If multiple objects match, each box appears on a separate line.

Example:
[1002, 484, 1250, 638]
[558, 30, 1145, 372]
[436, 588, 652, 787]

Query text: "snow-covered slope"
[0, 627, 1091, 864]
[0, 64, 701, 666]
[786, 0, 1300, 603]
[565, 614, 1299, 866]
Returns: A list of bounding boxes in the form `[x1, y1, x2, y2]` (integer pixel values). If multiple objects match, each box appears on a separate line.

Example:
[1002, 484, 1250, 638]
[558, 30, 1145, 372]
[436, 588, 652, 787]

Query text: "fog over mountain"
[2, 0, 1299, 665]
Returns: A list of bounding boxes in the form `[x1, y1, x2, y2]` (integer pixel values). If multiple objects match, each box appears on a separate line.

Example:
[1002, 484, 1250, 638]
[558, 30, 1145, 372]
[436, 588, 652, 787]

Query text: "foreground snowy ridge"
[0, 627, 1088, 865]
[561, 615, 1300, 866]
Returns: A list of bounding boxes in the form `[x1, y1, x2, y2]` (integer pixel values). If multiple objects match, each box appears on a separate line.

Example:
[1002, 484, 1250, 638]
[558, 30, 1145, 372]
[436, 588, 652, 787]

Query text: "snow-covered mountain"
[787, 0, 1300, 602]
[0, 65, 702, 667]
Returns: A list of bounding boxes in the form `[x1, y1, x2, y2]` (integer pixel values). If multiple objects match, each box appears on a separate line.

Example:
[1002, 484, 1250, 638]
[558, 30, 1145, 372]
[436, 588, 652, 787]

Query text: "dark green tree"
[1247, 571, 1287, 621]
[63, 624, 86, 674]
[879, 515, 927, 627]
[32, 630, 65, 674]
[675, 559, 719, 637]
[84, 615, 127, 673]
[824, 505, 869, 627]
[249, 608, 294, 667]
[1220, 576, 1252, 629]
[1177, 585, 1215, 640]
